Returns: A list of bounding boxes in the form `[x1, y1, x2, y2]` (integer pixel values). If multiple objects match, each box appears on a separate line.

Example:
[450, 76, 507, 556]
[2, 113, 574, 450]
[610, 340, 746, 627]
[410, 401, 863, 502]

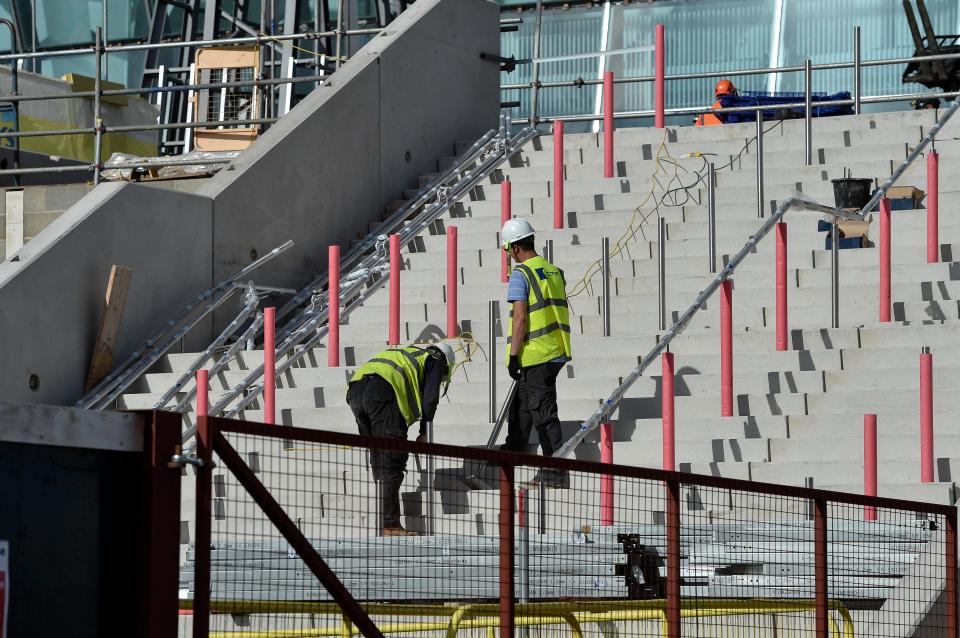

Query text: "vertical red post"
[501, 179, 512, 283]
[662, 352, 675, 471]
[921, 350, 934, 483]
[263, 307, 276, 425]
[447, 226, 458, 338]
[720, 280, 734, 417]
[192, 414, 212, 638]
[665, 478, 681, 638]
[600, 423, 614, 525]
[946, 512, 958, 638]
[603, 71, 614, 179]
[928, 151, 939, 263]
[553, 121, 564, 229]
[498, 464, 516, 637]
[328, 245, 340, 367]
[389, 234, 400, 345]
[879, 198, 891, 323]
[814, 498, 828, 638]
[655, 24, 665, 129]
[864, 414, 877, 521]
[196, 369, 208, 418]
[775, 222, 788, 352]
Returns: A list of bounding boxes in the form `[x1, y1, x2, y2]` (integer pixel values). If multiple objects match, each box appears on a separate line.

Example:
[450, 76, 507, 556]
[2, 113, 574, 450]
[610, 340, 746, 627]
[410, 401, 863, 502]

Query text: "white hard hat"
[500, 218, 536, 250]
[431, 341, 456, 370]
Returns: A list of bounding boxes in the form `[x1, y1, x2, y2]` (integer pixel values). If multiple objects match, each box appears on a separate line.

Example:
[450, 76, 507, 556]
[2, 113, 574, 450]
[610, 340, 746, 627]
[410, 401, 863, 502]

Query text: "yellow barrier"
[189, 597, 856, 638]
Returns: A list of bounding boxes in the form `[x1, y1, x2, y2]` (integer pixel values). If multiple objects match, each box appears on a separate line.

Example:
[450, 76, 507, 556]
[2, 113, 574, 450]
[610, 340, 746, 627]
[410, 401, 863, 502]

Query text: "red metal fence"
[183, 416, 958, 637]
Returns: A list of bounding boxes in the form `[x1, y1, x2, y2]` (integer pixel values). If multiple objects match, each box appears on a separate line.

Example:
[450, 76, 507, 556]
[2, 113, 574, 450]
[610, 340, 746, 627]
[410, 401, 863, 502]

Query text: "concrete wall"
[0, 183, 213, 405]
[199, 0, 501, 287]
[0, 0, 500, 406]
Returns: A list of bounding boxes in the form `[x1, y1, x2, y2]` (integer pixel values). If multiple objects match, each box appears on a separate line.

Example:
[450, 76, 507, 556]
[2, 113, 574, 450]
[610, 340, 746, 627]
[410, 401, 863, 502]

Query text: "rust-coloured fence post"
[328, 245, 341, 367]
[192, 415, 213, 638]
[447, 226, 458, 338]
[814, 497, 828, 638]
[720, 280, 734, 417]
[499, 463, 516, 637]
[947, 509, 958, 638]
[142, 410, 183, 638]
[553, 121, 564, 229]
[775, 222, 788, 351]
[389, 234, 401, 345]
[665, 477, 681, 638]
[880, 198, 891, 323]
[928, 151, 939, 263]
[603, 72, 615, 179]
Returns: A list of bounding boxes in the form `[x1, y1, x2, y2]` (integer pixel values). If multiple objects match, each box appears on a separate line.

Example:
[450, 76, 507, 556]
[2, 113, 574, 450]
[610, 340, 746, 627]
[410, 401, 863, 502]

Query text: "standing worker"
[346, 342, 456, 536]
[695, 79, 738, 126]
[499, 218, 572, 487]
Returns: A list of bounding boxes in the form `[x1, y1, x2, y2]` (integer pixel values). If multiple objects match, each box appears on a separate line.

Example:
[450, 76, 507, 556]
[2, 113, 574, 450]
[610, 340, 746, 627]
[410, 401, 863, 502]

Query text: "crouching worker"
[499, 218, 572, 488]
[346, 342, 455, 536]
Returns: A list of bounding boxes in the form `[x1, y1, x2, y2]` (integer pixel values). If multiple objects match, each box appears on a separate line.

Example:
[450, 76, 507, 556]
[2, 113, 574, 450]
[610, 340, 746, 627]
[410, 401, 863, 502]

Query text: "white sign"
[0, 540, 7, 638]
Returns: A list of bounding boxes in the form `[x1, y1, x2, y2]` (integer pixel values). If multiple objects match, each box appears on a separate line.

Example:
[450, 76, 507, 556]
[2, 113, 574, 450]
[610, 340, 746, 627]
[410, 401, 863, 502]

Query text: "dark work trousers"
[502, 361, 566, 482]
[346, 375, 409, 529]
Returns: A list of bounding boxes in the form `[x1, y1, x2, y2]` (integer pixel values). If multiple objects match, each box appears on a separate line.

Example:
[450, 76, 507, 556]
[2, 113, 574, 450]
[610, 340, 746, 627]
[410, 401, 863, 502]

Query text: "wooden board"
[84, 265, 133, 393]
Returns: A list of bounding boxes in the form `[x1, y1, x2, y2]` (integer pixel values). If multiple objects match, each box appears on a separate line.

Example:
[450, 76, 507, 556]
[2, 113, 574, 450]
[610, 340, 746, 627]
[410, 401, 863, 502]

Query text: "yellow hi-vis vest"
[506, 256, 573, 368]
[349, 347, 432, 426]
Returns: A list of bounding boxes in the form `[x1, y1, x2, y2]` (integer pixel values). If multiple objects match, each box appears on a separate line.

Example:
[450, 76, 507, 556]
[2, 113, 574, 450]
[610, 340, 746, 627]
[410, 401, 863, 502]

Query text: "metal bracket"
[170, 453, 205, 468]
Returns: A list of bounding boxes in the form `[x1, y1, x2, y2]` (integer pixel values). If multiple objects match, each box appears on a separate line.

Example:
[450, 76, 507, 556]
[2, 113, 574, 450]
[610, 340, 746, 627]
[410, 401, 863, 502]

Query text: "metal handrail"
[77, 240, 293, 410]
[501, 48, 960, 91]
[177, 123, 535, 439]
[553, 95, 960, 460]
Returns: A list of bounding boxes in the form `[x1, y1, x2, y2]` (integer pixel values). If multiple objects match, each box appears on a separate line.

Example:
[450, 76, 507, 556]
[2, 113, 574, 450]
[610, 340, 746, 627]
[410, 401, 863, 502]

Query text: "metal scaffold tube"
[93, 27, 103, 185]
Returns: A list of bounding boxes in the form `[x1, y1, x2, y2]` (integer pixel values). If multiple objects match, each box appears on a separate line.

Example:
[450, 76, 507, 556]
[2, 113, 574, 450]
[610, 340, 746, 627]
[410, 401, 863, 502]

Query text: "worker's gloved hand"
[508, 355, 522, 381]
[416, 433, 427, 444]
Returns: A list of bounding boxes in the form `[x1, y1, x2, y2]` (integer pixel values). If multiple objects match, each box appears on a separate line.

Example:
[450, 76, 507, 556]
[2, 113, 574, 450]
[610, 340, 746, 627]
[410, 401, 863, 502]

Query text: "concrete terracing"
[120, 107, 960, 542]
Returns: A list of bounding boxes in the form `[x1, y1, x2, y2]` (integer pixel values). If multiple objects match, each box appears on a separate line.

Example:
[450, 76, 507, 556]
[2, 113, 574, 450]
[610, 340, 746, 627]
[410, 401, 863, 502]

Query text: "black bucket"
[831, 178, 874, 210]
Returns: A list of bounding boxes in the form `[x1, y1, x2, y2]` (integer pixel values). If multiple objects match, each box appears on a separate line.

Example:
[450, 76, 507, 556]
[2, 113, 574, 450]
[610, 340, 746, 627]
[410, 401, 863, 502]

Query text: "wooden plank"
[84, 265, 133, 393]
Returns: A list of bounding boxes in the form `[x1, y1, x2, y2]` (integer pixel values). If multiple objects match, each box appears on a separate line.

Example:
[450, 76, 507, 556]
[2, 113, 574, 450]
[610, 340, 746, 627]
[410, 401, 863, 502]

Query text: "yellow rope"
[263, 34, 348, 61]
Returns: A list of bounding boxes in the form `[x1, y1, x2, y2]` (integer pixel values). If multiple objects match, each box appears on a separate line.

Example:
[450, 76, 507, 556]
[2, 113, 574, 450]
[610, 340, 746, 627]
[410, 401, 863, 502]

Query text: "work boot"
[382, 525, 418, 537]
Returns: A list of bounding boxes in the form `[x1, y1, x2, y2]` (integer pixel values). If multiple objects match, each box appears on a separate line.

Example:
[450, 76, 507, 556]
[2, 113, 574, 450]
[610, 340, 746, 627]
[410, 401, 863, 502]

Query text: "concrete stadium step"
[770, 435, 960, 463]
[789, 412, 960, 438]
[750, 458, 959, 487]
[841, 345, 960, 370]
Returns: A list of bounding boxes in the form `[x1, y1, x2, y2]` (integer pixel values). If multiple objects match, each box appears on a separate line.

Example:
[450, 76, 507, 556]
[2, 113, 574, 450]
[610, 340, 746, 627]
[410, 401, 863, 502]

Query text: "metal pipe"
[854, 26, 861, 115]
[335, 0, 345, 69]
[0, 19, 20, 185]
[707, 162, 716, 273]
[804, 58, 812, 166]
[928, 151, 939, 263]
[879, 198, 891, 322]
[328, 245, 341, 367]
[602, 237, 611, 337]
[831, 220, 839, 329]
[517, 489, 530, 638]
[93, 27, 103, 185]
[658, 217, 666, 331]
[501, 48, 960, 92]
[489, 300, 497, 424]
[863, 414, 877, 521]
[263, 306, 276, 425]
[510, 90, 960, 124]
[756, 110, 765, 218]
[528, 0, 544, 125]
[720, 280, 733, 417]
[920, 348, 934, 483]
[425, 421, 435, 535]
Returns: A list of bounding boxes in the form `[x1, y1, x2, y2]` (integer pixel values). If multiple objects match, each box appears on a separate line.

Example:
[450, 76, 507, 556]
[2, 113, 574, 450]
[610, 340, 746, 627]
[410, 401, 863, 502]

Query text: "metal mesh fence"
[183, 418, 957, 638]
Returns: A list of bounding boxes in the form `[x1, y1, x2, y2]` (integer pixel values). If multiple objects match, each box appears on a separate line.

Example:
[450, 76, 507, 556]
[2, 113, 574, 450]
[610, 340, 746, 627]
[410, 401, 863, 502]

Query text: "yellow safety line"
[197, 597, 856, 638]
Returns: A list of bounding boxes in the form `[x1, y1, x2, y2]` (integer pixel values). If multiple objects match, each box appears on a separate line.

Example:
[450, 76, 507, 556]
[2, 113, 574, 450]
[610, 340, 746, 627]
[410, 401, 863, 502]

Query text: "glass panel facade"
[502, 0, 957, 126]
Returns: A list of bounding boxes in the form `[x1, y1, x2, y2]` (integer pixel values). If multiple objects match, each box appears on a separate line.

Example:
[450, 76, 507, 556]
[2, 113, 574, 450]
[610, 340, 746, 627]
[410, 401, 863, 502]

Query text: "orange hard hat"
[715, 79, 737, 96]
